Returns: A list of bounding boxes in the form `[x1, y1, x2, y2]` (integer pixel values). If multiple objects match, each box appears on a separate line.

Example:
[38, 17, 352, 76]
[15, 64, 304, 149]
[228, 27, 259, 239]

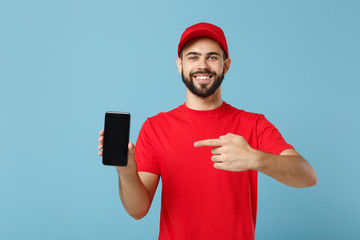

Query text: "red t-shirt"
[135, 102, 293, 240]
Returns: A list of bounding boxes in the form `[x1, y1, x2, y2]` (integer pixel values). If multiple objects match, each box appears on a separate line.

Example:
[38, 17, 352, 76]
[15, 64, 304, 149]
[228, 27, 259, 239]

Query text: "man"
[98, 22, 317, 240]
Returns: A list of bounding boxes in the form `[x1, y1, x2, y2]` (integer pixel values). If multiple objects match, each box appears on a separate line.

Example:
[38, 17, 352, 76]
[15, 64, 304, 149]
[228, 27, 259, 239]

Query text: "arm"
[257, 148, 317, 188]
[98, 130, 160, 220]
[194, 133, 317, 188]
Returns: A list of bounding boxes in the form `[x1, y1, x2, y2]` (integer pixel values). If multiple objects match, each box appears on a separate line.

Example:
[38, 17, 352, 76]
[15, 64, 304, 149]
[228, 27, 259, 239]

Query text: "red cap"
[178, 22, 229, 58]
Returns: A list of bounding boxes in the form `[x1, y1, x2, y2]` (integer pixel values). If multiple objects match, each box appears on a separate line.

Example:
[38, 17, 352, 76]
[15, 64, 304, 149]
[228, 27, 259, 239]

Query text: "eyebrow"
[185, 51, 221, 56]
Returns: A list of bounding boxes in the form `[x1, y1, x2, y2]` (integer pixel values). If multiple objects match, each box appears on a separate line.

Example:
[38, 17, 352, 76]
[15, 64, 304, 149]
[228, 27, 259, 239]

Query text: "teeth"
[196, 76, 210, 80]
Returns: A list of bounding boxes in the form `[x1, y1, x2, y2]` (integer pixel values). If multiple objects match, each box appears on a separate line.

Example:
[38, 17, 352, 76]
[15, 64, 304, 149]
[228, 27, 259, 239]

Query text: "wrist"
[115, 165, 137, 177]
[253, 150, 267, 172]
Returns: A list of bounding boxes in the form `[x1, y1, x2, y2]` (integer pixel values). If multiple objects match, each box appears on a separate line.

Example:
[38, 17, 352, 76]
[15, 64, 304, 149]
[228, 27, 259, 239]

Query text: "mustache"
[190, 69, 217, 77]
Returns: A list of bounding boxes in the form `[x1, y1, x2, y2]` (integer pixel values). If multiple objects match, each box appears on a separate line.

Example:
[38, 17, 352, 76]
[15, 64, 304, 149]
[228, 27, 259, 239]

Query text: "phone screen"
[102, 112, 130, 166]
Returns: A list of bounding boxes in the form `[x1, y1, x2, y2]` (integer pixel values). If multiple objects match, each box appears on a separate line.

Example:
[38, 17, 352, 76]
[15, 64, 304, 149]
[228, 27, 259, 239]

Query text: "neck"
[185, 88, 223, 110]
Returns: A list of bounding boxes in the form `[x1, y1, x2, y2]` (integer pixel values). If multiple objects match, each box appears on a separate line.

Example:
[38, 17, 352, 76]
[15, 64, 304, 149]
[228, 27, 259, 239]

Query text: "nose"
[197, 57, 210, 70]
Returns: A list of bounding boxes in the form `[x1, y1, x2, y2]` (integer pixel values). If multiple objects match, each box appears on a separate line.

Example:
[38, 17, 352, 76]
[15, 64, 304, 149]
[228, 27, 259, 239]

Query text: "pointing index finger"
[194, 138, 223, 147]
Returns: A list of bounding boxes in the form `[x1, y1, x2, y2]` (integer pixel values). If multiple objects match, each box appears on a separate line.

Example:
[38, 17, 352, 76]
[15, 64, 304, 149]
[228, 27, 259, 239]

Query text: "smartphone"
[102, 112, 130, 166]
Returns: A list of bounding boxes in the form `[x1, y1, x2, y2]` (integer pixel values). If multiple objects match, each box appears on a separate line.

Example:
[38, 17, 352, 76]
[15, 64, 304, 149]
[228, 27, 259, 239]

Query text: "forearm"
[117, 169, 151, 220]
[256, 151, 317, 188]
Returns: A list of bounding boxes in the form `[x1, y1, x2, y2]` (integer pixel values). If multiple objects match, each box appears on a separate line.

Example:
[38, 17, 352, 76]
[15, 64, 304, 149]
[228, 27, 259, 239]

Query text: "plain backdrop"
[1, 0, 359, 239]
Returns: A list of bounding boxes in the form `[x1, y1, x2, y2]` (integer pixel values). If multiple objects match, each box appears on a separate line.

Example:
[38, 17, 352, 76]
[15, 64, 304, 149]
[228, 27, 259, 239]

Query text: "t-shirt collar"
[179, 101, 230, 118]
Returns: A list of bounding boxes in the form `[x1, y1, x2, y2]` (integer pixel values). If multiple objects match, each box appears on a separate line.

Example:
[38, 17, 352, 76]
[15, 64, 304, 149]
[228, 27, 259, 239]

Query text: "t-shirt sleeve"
[256, 115, 294, 155]
[135, 118, 161, 175]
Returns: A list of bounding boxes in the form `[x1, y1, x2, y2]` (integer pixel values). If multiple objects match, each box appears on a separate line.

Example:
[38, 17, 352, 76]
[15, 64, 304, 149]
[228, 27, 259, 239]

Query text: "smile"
[193, 75, 213, 80]
[196, 75, 211, 80]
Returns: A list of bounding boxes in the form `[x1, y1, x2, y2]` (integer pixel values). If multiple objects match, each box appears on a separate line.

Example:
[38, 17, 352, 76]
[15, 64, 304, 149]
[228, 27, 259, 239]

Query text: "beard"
[181, 68, 225, 98]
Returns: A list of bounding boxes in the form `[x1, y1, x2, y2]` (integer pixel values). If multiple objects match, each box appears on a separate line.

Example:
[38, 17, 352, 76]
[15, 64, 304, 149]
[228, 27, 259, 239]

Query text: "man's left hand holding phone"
[98, 112, 136, 174]
[98, 111, 160, 220]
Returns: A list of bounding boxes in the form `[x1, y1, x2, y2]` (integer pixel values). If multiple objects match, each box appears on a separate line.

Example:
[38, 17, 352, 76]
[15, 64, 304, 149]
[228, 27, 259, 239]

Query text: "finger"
[211, 155, 222, 163]
[98, 136, 104, 143]
[211, 147, 222, 155]
[99, 129, 104, 136]
[220, 133, 237, 139]
[213, 162, 225, 170]
[225, 133, 235, 137]
[194, 139, 223, 147]
[98, 151, 103, 157]
[97, 144, 103, 150]
[128, 142, 135, 160]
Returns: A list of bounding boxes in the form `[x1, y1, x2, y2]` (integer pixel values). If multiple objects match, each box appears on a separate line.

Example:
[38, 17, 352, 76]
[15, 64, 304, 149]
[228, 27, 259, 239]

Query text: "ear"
[176, 57, 182, 75]
[223, 58, 231, 74]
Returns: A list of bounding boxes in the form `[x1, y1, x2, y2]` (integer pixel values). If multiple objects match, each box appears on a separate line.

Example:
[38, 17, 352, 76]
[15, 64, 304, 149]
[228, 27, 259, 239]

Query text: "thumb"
[128, 142, 135, 159]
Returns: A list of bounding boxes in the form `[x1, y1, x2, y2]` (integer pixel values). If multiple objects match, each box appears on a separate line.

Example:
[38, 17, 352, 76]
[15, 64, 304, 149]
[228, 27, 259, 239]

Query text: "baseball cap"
[178, 22, 229, 58]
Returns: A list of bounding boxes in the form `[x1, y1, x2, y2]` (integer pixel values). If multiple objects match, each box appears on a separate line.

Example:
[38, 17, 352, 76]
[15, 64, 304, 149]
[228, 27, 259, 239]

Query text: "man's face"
[177, 37, 230, 98]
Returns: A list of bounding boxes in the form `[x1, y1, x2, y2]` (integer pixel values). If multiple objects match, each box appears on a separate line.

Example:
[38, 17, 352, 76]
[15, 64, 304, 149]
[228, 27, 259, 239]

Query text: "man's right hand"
[98, 129, 137, 173]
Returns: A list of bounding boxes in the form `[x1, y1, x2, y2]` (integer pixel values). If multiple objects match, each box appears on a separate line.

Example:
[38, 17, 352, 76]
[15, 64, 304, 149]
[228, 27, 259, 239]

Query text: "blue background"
[1, 0, 359, 239]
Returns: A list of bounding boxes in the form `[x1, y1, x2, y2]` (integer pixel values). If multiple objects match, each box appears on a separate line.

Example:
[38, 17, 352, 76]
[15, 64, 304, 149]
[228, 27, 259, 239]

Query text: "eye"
[208, 56, 218, 60]
[188, 56, 198, 60]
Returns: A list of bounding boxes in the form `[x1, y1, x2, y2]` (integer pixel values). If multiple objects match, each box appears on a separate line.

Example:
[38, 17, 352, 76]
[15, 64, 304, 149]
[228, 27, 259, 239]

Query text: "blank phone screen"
[102, 112, 130, 166]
